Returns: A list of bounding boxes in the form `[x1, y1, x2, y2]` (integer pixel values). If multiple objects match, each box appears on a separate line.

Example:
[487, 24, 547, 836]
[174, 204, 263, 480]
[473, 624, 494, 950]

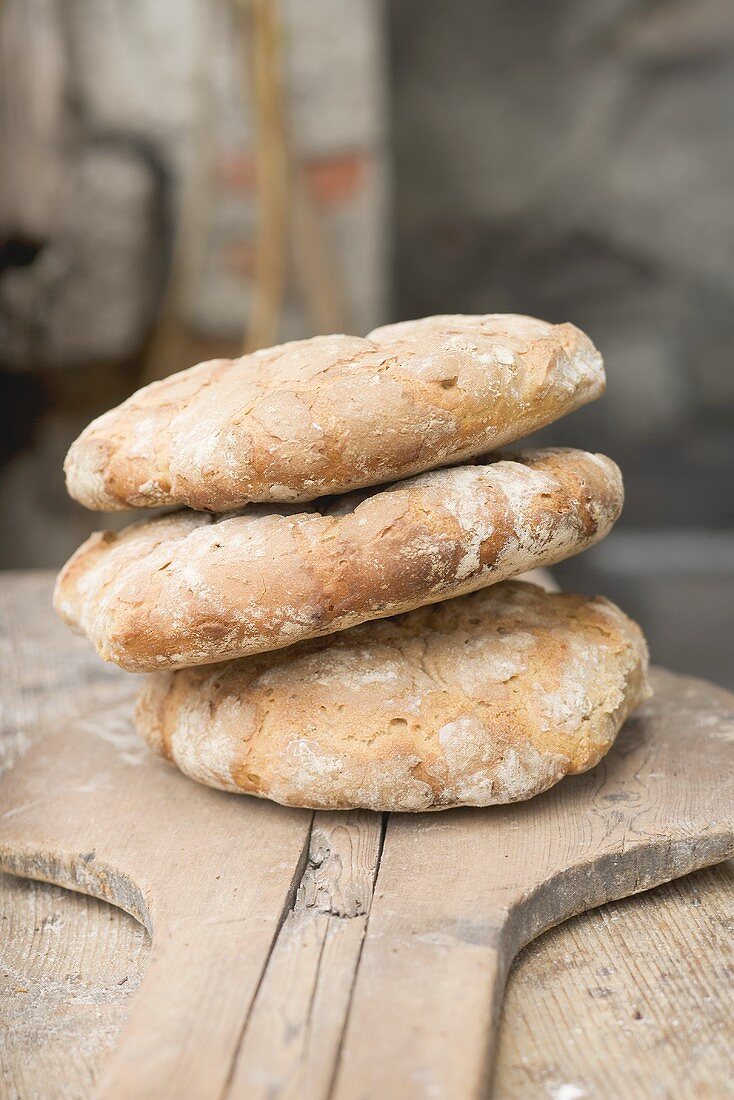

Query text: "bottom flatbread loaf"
[137, 582, 650, 812]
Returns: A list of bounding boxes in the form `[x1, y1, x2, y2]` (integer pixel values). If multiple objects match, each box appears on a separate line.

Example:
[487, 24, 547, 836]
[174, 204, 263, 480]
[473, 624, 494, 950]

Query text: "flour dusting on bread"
[135, 581, 650, 812]
[55, 448, 623, 672]
[64, 314, 605, 512]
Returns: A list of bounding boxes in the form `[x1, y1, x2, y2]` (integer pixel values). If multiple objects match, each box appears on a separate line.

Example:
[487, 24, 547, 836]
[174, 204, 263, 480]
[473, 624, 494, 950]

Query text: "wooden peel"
[0, 669, 732, 1100]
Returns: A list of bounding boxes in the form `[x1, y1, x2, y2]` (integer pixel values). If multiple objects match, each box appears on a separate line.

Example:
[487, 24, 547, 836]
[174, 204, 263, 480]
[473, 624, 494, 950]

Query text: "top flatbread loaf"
[65, 314, 604, 512]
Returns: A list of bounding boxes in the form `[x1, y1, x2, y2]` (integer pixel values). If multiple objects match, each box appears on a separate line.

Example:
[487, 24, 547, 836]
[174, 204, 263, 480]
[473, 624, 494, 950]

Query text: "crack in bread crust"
[54, 448, 623, 672]
[136, 582, 650, 812]
[64, 314, 605, 512]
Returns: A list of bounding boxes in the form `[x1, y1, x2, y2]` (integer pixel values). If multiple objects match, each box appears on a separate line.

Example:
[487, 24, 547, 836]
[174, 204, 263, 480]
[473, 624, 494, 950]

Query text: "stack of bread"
[54, 314, 649, 812]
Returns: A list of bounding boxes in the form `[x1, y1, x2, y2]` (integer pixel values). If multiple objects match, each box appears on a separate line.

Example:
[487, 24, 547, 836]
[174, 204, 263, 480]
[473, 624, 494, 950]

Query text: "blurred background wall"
[390, 0, 734, 687]
[1, 0, 732, 685]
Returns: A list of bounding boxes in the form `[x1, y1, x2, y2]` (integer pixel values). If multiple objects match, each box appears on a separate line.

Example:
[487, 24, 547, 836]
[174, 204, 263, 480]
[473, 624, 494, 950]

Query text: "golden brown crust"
[136, 582, 650, 811]
[64, 314, 604, 512]
[54, 448, 623, 672]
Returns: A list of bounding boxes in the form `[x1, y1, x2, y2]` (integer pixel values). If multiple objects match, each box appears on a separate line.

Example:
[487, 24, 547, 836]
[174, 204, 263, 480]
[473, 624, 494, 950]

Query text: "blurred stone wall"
[0, 0, 388, 567]
[391, 0, 734, 684]
[1, 0, 388, 366]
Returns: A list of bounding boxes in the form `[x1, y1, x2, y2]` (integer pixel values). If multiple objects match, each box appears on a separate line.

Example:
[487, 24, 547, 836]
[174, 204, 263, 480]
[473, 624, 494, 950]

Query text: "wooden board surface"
[1, 572, 733, 1099]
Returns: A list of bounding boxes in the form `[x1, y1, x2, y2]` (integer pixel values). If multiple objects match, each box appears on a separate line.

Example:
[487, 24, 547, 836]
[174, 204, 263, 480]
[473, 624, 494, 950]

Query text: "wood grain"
[1, 572, 733, 1100]
[230, 811, 384, 1099]
[0, 572, 129, 775]
[0, 694, 315, 1100]
[0, 873, 147, 1100]
[3, 862, 732, 1100]
[495, 860, 734, 1099]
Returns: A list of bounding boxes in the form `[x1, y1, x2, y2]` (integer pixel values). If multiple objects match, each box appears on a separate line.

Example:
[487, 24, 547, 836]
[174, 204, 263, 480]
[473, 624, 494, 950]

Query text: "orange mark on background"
[218, 151, 370, 207]
[305, 153, 369, 205]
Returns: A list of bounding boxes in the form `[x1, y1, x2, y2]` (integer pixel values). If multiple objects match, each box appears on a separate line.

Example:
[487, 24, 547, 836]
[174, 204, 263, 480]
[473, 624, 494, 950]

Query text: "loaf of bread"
[136, 581, 649, 811]
[64, 314, 604, 512]
[54, 447, 623, 672]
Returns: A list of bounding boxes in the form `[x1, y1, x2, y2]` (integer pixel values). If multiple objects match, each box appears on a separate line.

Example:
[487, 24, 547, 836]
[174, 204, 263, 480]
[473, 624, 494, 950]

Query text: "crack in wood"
[219, 810, 316, 1100]
[325, 812, 388, 1100]
[223, 810, 386, 1100]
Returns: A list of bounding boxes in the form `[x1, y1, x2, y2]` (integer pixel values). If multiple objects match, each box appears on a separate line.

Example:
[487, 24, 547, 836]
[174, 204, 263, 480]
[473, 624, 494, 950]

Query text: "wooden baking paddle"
[0, 667, 732, 1100]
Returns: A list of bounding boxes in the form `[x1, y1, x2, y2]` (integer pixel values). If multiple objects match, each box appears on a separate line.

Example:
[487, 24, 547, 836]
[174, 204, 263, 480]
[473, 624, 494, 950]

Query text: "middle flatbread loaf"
[54, 447, 623, 672]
